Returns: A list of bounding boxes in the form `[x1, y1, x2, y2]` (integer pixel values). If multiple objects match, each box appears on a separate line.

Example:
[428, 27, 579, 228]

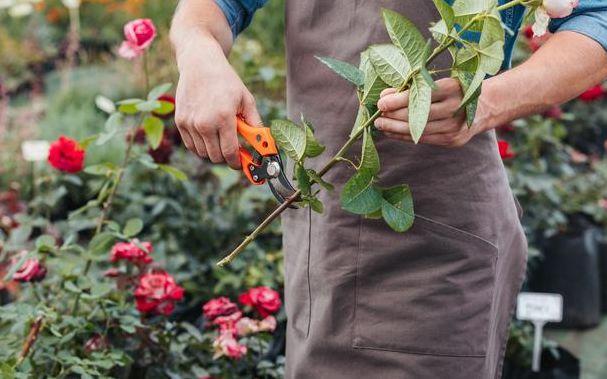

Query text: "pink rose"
[235, 315, 277, 336]
[257, 315, 277, 333]
[543, 0, 579, 18]
[212, 331, 247, 360]
[235, 317, 259, 336]
[238, 286, 282, 318]
[533, 0, 579, 36]
[202, 297, 239, 320]
[213, 311, 242, 334]
[124, 18, 156, 49]
[13, 258, 47, 282]
[118, 18, 156, 59]
[110, 240, 153, 265]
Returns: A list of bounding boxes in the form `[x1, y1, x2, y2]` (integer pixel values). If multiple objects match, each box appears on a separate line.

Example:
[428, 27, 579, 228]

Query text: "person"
[170, 1, 607, 378]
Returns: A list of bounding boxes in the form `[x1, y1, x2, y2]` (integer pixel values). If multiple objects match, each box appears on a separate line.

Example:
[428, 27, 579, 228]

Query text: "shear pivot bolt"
[253, 175, 259, 181]
[266, 161, 281, 178]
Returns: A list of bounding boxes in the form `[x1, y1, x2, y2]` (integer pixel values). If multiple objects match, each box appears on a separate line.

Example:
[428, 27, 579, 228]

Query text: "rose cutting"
[217, 0, 579, 266]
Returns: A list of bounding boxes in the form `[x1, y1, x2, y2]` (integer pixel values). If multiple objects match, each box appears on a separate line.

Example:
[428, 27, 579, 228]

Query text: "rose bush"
[0, 16, 286, 378]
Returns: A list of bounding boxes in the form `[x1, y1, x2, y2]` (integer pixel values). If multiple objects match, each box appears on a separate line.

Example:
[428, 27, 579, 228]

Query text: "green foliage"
[316, 56, 364, 88]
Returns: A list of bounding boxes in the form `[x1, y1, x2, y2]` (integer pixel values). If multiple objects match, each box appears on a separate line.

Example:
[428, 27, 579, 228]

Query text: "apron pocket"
[352, 215, 498, 357]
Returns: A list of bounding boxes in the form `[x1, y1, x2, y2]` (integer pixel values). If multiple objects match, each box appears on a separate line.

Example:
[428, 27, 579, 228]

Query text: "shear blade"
[268, 174, 298, 208]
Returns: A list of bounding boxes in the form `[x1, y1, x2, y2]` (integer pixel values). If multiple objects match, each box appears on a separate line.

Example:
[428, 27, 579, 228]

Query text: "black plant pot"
[598, 233, 607, 313]
[530, 228, 602, 329]
[502, 347, 580, 379]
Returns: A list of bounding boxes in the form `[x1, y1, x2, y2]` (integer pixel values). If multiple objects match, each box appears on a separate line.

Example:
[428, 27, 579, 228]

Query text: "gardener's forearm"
[480, 31, 607, 130]
[170, 0, 233, 59]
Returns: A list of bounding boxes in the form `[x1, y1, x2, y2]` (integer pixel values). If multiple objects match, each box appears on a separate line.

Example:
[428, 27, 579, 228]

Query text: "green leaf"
[340, 169, 382, 215]
[270, 119, 307, 162]
[459, 67, 485, 112]
[84, 163, 116, 176]
[154, 100, 175, 116]
[432, 0, 455, 31]
[381, 185, 415, 232]
[455, 70, 480, 127]
[419, 40, 437, 90]
[316, 56, 364, 87]
[79, 135, 98, 150]
[382, 8, 427, 67]
[360, 51, 389, 108]
[88, 232, 115, 257]
[117, 98, 143, 115]
[143, 116, 164, 149]
[147, 82, 172, 101]
[95, 95, 116, 114]
[478, 13, 505, 75]
[351, 105, 370, 138]
[359, 128, 380, 175]
[123, 218, 143, 238]
[96, 130, 117, 146]
[136, 100, 161, 112]
[408, 73, 433, 143]
[35, 234, 56, 252]
[452, 0, 494, 16]
[104, 112, 122, 133]
[307, 169, 334, 191]
[158, 164, 188, 181]
[302, 118, 325, 158]
[3, 252, 29, 281]
[309, 197, 324, 214]
[368, 44, 411, 88]
[64, 281, 82, 294]
[295, 164, 311, 195]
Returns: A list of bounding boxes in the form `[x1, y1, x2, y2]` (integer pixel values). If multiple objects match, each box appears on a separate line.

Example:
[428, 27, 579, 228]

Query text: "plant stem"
[218, 2, 520, 265]
[17, 316, 44, 366]
[71, 119, 140, 315]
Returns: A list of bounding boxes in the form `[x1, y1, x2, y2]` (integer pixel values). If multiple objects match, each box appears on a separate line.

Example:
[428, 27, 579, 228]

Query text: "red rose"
[238, 286, 282, 318]
[152, 94, 176, 119]
[47, 136, 85, 173]
[134, 271, 184, 316]
[498, 140, 515, 160]
[579, 85, 604, 102]
[148, 133, 174, 164]
[110, 240, 153, 265]
[202, 297, 239, 320]
[118, 19, 156, 59]
[13, 258, 47, 282]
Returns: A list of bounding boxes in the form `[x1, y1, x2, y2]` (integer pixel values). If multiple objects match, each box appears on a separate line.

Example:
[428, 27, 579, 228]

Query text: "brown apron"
[281, 1, 528, 378]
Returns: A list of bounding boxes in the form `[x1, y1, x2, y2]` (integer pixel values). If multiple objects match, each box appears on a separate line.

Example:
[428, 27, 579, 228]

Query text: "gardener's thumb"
[241, 92, 263, 127]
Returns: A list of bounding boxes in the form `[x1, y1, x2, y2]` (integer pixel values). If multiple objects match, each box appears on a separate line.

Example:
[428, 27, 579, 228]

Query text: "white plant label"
[516, 292, 563, 372]
[517, 292, 563, 322]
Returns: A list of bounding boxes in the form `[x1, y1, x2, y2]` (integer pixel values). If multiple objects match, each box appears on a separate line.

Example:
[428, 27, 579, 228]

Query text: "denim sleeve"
[549, 0, 607, 51]
[214, 0, 268, 38]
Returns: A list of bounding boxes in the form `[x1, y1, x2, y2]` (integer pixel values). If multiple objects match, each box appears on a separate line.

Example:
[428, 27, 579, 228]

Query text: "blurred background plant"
[1, 1, 607, 378]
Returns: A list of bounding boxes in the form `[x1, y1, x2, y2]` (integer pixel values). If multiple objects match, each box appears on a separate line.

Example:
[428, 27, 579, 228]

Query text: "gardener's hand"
[374, 78, 486, 147]
[174, 35, 262, 169]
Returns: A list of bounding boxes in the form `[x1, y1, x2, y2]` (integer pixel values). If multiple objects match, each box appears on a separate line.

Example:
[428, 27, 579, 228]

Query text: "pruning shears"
[236, 118, 298, 204]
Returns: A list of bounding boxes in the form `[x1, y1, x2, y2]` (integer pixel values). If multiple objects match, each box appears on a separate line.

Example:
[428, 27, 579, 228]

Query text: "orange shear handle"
[236, 118, 278, 157]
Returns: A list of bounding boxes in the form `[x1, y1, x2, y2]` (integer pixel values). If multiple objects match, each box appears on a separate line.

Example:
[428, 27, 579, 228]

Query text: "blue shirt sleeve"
[214, 0, 268, 38]
[549, 0, 607, 51]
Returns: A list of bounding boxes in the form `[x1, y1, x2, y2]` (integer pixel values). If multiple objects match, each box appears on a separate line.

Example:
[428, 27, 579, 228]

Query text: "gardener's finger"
[183, 128, 208, 158]
[218, 117, 241, 169]
[380, 88, 398, 98]
[377, 91, 409, 112]
[200, 127, 223, 163]
[240, 92, 263, 127]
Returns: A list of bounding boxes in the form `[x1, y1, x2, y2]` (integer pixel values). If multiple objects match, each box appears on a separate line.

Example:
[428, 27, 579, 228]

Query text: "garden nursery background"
[1, 0, 607, 378]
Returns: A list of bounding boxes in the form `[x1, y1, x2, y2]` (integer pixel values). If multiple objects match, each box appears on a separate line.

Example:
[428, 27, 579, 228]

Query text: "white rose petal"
[532, 7, 551, 37]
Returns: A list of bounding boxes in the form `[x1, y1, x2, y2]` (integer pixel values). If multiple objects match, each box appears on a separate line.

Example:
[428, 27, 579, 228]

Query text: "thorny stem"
[218, 1, 525, 266]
